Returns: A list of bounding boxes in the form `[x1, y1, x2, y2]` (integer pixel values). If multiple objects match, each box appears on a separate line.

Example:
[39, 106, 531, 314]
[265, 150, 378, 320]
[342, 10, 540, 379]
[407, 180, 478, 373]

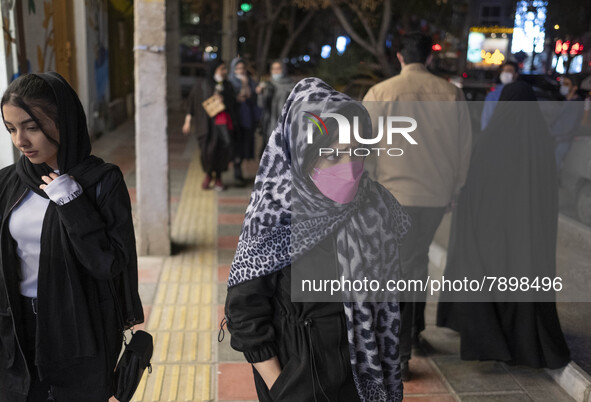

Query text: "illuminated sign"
[470, 26, 514, 34]
[480, 49, 505, 65]
[555, 40, 584, 55]
[467, 32, 510, 67]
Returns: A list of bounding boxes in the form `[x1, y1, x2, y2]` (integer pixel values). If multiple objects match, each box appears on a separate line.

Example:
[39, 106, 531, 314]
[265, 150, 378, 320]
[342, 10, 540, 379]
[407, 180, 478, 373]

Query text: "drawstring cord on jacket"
[218, 316, 227, 342]
[304, 318, 331, 402]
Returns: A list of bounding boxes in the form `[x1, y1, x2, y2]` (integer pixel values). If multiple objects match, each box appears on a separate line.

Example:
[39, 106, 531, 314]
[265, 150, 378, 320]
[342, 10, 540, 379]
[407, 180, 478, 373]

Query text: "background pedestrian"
[183, 59, 239, 191]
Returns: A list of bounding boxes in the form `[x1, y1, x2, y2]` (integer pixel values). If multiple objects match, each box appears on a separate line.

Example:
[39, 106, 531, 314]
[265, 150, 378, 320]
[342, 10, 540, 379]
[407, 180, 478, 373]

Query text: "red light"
[555, 40, 562, 54]
[570, 42, 583, 55]
[462, 72, 468, 78]
[432, 44, 442, 51]
[562, 40, 570, 54]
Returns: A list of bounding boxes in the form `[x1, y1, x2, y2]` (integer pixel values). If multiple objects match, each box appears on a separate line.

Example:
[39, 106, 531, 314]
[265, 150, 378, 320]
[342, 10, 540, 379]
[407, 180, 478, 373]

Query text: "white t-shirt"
[8, 172, 83, 297]
[9, 190, 50, 297]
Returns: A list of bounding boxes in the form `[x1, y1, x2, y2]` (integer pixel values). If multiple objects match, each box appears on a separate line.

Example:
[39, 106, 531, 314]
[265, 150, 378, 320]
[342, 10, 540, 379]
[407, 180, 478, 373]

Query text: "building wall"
[0, 6, 16, 169]
[23, 0, 56, 73]
[83, 0, 110, 136]
[467, 0, 516, 28]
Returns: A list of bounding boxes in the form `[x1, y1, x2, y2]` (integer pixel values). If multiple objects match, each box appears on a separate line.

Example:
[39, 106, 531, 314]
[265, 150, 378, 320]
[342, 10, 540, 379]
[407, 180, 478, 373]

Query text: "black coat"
[436, 81, 570, 369]
[0, 163, 138, 401]
[186, 78, 240, 173]
[225, 236, 361, 402]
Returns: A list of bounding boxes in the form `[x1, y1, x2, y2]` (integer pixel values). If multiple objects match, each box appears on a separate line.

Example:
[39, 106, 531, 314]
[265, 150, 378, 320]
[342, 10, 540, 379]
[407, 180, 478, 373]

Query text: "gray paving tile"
[460, 393, 531, 402]
[432, 356, 521, 393]
[528, 389, 575, 402]
[219, 204, 248, 214]
[138, 283, 157, 305]
[218, 336, 247, 362]
[218, 283, 228, 304]
[506, 366, 568, 391]
[218, 224, 243, 237]
[421, 325, 461, 356]
[504, 366, 575, 401]
[218, 249, 236, 265]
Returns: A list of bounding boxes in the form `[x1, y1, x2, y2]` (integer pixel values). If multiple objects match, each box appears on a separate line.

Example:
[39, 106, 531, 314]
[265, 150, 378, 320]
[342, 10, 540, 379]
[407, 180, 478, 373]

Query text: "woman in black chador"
[0, 72, 143, 401]
[183, 59, 239, 190]
[437, 81, 570, 369]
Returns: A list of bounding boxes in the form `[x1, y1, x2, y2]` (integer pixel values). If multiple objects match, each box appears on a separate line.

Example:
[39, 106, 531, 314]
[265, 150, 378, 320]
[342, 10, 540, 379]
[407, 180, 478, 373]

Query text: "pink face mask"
[311, 160, 365, 204]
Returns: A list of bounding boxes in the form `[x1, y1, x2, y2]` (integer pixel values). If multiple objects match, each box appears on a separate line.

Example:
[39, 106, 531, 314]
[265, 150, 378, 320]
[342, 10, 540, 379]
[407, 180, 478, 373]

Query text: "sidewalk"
[92, 116, 577, 401]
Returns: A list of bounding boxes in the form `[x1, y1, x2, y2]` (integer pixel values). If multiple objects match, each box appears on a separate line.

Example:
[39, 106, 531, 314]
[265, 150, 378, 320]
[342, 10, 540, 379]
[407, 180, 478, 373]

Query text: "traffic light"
[240, 2, 253, 12]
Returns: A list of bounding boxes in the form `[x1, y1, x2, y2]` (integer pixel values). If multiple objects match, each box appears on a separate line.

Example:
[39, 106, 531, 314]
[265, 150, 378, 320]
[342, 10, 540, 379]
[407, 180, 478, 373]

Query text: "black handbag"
[113, 330, 154, 402]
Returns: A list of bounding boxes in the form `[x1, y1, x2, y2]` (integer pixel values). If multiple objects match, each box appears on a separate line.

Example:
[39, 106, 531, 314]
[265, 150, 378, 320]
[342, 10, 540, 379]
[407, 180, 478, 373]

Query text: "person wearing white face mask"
[481, 61, 519, 131]
[550, 75, 584, 170]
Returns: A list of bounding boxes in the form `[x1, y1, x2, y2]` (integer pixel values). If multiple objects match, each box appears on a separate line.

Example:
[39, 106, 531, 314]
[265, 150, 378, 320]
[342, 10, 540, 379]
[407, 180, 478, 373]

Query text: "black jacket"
[225, 236, 361, 402]
[0, 163, 139, 401]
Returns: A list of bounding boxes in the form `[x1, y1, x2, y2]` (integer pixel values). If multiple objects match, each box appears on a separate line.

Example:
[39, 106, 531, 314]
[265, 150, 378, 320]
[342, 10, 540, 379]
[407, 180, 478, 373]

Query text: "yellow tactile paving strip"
[132, 150, 217, 402]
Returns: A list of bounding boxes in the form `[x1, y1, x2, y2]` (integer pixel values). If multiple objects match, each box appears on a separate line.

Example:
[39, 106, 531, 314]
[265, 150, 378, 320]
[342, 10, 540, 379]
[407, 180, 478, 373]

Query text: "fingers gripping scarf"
[228, 78, 410, 401]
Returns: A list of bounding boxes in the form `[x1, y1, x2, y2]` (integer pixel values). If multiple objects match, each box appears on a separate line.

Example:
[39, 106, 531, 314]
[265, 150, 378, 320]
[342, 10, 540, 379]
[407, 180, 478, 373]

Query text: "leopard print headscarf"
[229, 77, 410, 402]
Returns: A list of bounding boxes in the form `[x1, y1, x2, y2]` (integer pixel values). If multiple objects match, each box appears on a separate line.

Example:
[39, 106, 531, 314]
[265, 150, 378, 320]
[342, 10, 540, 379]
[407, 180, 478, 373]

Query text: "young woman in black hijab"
[0, 72, 142, 401]
[437, 81, 570, 369]
[182, 59, 239, 190]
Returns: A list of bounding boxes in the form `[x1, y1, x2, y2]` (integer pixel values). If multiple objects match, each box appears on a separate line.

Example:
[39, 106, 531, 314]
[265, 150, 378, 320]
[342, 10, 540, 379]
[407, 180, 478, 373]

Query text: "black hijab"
[8, 72, 111, 197]
[206, 59, 224, 85]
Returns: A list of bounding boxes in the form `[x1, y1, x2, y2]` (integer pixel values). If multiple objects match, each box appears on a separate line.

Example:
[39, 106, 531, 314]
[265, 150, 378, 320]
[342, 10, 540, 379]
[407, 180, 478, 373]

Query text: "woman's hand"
[39, 173, 83, 206]
[253, 356, 281, 390]
[182, 114, 192, 136]
[39, 172, 60, 190]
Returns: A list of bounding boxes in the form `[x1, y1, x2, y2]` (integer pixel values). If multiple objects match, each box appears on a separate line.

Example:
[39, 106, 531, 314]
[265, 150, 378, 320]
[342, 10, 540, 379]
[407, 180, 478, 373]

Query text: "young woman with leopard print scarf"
[223, 78, 410, 402]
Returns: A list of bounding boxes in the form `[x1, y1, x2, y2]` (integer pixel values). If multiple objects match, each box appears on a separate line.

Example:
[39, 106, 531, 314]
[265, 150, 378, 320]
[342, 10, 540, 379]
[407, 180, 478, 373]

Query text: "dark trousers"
[399, 206, 445, 363]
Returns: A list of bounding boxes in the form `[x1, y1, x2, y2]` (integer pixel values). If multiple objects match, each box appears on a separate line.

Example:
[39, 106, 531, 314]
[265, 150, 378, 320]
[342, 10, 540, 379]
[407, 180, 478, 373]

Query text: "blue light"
[210, 53, 217, 59]
[321, 45, 331, 59]
[336, 35, 351, 55]
[303, 54, 311, 62]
